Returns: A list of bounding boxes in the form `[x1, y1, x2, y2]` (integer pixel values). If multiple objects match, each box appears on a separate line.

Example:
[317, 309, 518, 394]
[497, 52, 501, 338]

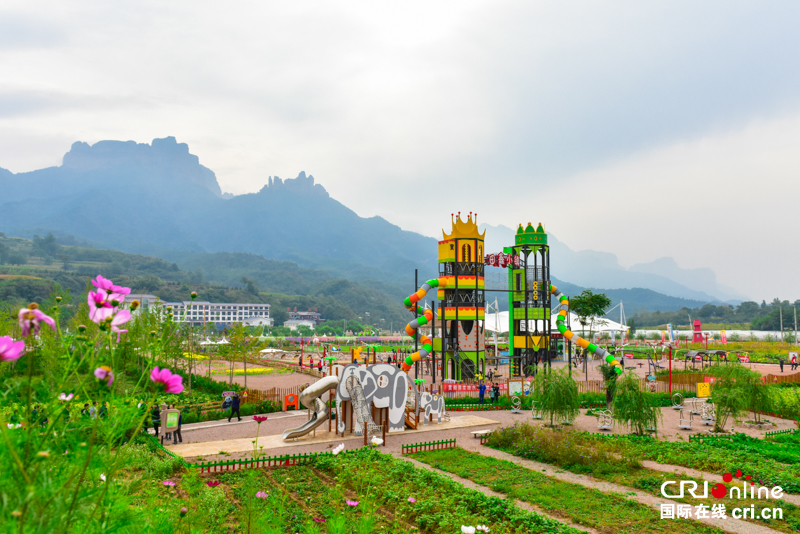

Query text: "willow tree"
[613, 371, 661, 435]
[533, 366, 580, 427]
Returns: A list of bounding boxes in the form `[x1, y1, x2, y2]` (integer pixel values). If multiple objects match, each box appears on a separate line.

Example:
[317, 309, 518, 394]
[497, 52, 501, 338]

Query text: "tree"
[241, 277, 259, 295]
[628, 318, 637, 335]
[570, 290, 611, 341]
[598, 363, 619, 407]
[710, 363, 755, 432]
[532, 367, 580, 427]
[613, 371, 662, 435]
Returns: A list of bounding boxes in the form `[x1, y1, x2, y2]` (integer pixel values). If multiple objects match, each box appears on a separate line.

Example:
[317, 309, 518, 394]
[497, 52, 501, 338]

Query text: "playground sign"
[484, 253, 520, 268]
[222, 391, 235, 398]
[442, 382, 508, 393]
[697, 383, 711, 398]
[162, 409, 180, 432]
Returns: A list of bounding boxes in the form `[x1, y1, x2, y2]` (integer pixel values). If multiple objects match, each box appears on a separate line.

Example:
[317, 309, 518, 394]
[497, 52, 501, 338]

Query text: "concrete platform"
[167, 415, 499, 458]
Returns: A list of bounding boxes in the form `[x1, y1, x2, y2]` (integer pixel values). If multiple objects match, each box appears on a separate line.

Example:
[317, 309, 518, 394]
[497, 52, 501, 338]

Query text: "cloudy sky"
[2, 1, 799, 300]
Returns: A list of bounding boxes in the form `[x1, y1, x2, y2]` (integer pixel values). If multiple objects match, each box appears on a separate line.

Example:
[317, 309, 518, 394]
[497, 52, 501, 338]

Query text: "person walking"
[151, 405, 161, 437]
[478, 381, 486, 404]
[318, 360, 322, 372]
[792, 354, 798, 371]
[779, 357, 785, 373]
[171, 405, 183, 444]
[228, 393, 241, 422]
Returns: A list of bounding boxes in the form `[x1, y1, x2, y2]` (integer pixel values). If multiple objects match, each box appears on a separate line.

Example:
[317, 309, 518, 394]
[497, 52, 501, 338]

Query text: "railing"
[765, 428, 799, 438]
[145, 434, 350, 472]
[447, 404, 504, 411]
[402, 438, 457, 455]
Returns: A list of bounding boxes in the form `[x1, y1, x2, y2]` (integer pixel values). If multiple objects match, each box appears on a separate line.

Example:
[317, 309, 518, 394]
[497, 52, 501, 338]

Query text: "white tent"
[483, 311, 629, 335]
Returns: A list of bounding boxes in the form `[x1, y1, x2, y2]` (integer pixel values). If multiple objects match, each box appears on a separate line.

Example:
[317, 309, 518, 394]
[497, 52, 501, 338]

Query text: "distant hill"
[0, 233, 412, 328]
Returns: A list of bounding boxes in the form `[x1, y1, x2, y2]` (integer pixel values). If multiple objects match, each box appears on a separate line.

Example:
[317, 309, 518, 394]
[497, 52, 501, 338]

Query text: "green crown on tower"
[514, 222, 547, 246]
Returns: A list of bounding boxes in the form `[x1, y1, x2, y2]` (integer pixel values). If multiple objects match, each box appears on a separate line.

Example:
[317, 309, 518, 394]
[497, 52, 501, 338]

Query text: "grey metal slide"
[281, 375, 339, 441]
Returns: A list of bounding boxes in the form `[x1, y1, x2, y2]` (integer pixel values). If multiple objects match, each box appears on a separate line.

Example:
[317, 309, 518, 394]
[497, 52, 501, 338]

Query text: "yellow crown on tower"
[442, 212, 485, 241]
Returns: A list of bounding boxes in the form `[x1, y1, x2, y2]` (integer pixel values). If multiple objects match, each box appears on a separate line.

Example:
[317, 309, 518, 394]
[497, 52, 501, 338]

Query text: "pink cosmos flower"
[256, 491, 268, 499]
[346, 500, 359, 507]
[408, 497, 416, 503]
[92, 307, 131, 341]
[17, 305, 56, 338]
[94, 366, 114, 386]
[151, 367, 184, 394]
[0, 336, 25, 362]
[162, 480, 176, 486]
[59, 393, 74, 401]
[206, 480, 220, 487]
[88, 291, 123, 321]
[92, 275, 131, 296]
[253, 415, 268, 423]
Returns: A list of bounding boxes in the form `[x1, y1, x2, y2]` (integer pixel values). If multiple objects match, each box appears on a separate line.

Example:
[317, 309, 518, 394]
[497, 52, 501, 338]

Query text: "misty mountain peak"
[260, 171, 328, 197]
[61, 137, 222, 197]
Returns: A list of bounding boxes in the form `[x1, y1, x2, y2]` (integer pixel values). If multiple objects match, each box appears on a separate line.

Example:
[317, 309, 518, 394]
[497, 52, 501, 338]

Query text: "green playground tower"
[506, 222, 552, 377]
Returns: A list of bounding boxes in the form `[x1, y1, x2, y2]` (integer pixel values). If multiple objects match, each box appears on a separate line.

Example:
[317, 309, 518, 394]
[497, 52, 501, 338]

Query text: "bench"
[471, 429, 493, 439]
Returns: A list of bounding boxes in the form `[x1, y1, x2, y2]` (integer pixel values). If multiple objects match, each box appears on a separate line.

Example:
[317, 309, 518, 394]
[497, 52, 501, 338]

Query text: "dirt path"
[397, 454, 597, 533]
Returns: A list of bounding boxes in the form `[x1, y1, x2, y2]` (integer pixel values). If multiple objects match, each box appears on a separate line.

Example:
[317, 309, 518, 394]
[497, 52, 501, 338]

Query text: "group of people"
[778, 354, 799, 372]
[298, 356, 323, 372]
[477, 381, 501, 404]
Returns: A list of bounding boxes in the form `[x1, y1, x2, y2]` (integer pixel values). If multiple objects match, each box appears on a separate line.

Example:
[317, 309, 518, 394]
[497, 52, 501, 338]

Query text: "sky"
[1, 1, 800, 300]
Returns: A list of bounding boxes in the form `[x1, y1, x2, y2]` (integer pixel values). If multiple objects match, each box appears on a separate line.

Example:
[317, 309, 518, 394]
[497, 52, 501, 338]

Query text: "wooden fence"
[401, 438, 456, 455]
[145, 434, 350, 472]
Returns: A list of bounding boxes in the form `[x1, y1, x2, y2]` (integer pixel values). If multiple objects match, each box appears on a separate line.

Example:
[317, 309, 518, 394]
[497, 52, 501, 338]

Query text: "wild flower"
[150, 367, 184, 394]
[253, 415, 268, 423]
[0, 336, 25, 362]
[408, 497, 416, 503]
[91, 275, 131, 295]
[476, 526, 490, 532]
[346, 500, 359, 507]
[370, 436, 383, 446]
[313, 517, 325, 523]
[94, 366, 114, 387]
[332, 443, 345, 455]
[162, 480, 176, 486]
[91, 306, 132, 342]
[59, 393, 74, 401]
[461, 527, 476, 534]
[256, 491, 268, 498]
[180, 507, 188, 517]
[206, 480, 220, 487]
[100, 474, 106, 482]
[18, 304, 56, 338]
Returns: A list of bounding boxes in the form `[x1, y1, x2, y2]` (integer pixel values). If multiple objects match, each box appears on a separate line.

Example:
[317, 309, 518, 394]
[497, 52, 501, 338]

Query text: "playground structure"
[281, 361, 448, 442]
[400, 213, 624, 381]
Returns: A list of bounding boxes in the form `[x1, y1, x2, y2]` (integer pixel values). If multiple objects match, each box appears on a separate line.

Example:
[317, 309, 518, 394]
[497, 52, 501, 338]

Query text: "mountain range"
[0, 136, 742, 313]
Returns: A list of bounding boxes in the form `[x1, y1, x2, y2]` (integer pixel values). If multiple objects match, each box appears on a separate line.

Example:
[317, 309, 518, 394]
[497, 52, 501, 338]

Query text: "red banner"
[442, 382, 508, 393]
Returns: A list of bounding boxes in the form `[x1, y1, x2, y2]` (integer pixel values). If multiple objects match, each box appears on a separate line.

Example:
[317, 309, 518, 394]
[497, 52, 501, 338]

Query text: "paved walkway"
[167, 415, 499, 457]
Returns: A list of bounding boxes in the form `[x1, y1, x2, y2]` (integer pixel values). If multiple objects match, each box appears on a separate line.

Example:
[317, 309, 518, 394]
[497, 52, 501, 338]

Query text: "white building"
[283, 319, 316, 331]
[164, 300, 273, 327]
